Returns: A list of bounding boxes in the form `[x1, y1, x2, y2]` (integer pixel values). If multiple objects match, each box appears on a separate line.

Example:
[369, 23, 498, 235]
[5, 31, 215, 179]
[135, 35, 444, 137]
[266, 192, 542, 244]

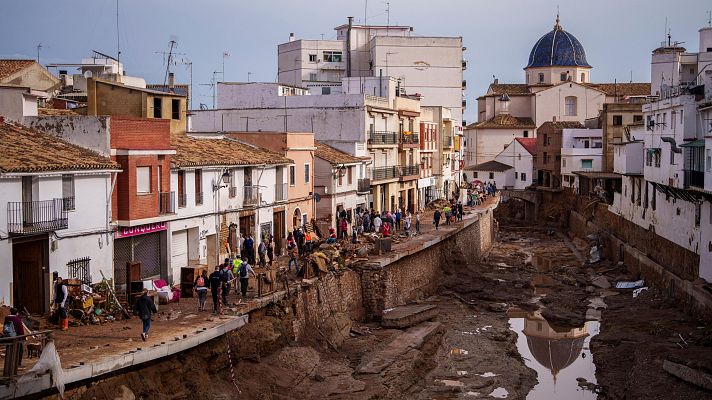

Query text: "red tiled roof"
[0, 60, 35, 81]
[171, 134, 292, 168]
[468, 114, 536, 129]
[584, 82, 651, 97]
[515, 138, 537, 155]
[315, 141, 368, 165]
[537, 121, 585, 131]
[487, 83, 532, 96]
[0, 122, 119, 173]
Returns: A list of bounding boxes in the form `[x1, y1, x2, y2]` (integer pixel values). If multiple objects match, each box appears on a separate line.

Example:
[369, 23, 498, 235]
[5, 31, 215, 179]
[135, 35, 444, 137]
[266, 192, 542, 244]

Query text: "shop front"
[113, 222, 168, 289]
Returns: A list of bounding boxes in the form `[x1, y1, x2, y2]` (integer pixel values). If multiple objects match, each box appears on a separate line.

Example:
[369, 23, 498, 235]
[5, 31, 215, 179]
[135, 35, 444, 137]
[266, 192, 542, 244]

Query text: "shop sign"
[116, 222, 167, 238]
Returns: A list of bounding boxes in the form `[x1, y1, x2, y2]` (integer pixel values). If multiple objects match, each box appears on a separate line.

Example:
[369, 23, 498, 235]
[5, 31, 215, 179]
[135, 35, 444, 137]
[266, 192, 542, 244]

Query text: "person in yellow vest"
[232, 256, 243, 295]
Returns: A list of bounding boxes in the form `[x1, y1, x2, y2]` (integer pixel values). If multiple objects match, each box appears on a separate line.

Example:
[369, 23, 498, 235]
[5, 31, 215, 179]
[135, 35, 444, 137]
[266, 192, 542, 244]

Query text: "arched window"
[565, 96, 577, 116]
[580, 73, 586, 83]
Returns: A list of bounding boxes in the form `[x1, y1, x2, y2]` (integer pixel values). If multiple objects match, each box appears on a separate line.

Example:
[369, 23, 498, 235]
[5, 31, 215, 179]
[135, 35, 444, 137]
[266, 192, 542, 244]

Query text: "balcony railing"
[368, 131, 398, 145]
[177, 192, 187, 208]
[357, 178, 371, 193]
[7, 198, 68, 235]
[244, 186, 260, 206]
[399, 133, 419, 146]
[275, 183, 288, 202]
[684, 170, 705, 188]
[368, 166, 398, 181]
[398, 164, 420, 178]
[443, 136, 453, 148]
[62, 196, 75, 211]
[195, 191, 204, 206]
[159, 192, 175, 214]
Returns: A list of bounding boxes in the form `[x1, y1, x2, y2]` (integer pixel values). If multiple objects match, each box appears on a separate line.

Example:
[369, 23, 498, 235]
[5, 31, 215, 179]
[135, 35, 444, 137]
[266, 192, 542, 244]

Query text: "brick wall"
[110, 117, 172, 150]
[112, 154, 172, 221]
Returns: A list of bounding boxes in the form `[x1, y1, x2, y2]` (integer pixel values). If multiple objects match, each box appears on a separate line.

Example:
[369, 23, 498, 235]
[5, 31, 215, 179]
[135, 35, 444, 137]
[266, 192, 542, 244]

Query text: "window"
[62, 174, 75, 210]
[560, 72, 567, 81]
[171, 99, 180, 120]
[153, 98, 162, 118]
[565, 96, 577, 116]
[555, 155, 561, 162]
[646, 150, 653, 166]
[562, 158, 566, 167]
[543, 152, 548, 164]
[543, 134, 548, 146]
[706, 149, 711, 171]
[633, 115, 643, 122]
[195, 169, 203, 205]
[521, 172, 527, 181]
[654, 150, 661, 167]
[612, 115, 623, 126]
[489, 172, 494, 179]
[323, 51, 342, 62]
[538, 73, 545, 83]
[593, 141, 602, 148]
[580, 73, 585, 83]
[308, 54, 317, 62]
[347, 166, 353, 184]
[515, 172, 519, 179]
[289, 165, 296, 186]
[581, 159, 593, 169]
[473, 171, 478, 178]
[136, 167, 151, 193]
[304, 163, 310, 183]
[523, 130, 529, 138]
[309, 72, 317, 81]
[338, 168, 343, 186]
[321, 87, 331, 95]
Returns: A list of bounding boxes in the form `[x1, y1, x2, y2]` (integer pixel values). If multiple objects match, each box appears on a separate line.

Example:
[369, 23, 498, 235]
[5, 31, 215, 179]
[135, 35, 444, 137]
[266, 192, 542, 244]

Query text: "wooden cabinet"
[180, 266, 208, 298]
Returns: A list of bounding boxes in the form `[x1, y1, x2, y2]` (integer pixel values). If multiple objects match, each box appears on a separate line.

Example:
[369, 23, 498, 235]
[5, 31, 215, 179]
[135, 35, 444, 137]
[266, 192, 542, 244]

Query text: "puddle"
[489, 387, 509, 398]
[508, 313, 600, 400]
[449, 348, 469, 355]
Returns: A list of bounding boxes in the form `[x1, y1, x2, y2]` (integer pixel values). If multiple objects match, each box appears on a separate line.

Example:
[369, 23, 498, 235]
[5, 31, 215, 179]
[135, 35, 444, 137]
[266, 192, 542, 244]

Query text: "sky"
[1, 0, 710, 122]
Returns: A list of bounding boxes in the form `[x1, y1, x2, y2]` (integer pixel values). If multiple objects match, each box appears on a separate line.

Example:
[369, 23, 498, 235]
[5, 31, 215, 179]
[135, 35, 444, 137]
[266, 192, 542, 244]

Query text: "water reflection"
[507, 309, 599, 400]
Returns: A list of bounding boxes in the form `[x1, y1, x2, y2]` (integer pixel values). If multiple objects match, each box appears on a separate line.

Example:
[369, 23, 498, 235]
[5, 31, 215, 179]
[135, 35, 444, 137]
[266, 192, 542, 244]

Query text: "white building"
[313, 141, 371, 232]
[560, 128, 603, 188]
[609, 26, 712, 282]
[277, 19, 465, 125]
[0, 85, 45, 124]
[465, 137, 536, 190]
[0, 122, 120, 314]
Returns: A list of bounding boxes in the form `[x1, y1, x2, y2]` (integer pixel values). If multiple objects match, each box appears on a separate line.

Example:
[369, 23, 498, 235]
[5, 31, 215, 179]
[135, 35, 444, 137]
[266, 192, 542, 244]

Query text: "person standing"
[404, 213, 412, 235]
[415, 211, 421, 233]
[209, 266, 224, 314]
[443, 204, 451, 226]
[221, 260, 234, 306]
[237, 258, 257, 298]
[258, 239, 267, 268]
[339, 218, 348, 240]
[395, 209, 402, 230]
[244, 235, 255, 265]
[362, 211, 370, 233]
[373, 214, 382, 233]
[194, 270, 209, 311]
[53, 277, 69, 331]
[267, 235, 275, 267]
[433, 209, 442, 230]
[134, 289, 157, 341]
[3, 308, 25, 367]
[287, 234, 298, 272]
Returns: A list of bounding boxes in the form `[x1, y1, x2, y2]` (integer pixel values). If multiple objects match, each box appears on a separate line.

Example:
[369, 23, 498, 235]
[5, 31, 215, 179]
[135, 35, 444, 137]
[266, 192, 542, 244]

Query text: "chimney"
[494, 78, 499, 85]
[347, 17, 353, 78]
[168, 72, 175, 90]
[289, 32, 295, 42]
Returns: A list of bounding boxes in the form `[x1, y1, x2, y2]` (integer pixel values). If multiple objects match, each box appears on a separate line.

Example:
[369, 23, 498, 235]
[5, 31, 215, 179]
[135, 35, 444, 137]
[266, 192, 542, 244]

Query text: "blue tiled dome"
[526, 18, 591, 69]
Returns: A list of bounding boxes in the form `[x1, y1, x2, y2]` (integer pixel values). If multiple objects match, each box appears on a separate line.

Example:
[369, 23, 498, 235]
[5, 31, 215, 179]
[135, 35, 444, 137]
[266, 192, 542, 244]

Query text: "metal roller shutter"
[171, 230, 188, 272]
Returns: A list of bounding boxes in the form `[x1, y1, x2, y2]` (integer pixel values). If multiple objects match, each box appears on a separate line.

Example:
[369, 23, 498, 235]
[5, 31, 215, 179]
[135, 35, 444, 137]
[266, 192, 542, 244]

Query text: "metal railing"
[368, 131, 398, 145]
[177, 192, 187, 208]
[244, 186, 260, 206]
[443, 136, 453, 148]
[7, 198, 68, 234]
[195, 191, 204, 206]
[275, 183, 288, 202]
[398, 164, 420, 177]
[368, 166, 398, 181]
[62, 196, 75, 211]
[399, 133, 419, 145]
[684, 170, 705, 188]
[159, 192, 175, 214]
[357, 178, 371, 193]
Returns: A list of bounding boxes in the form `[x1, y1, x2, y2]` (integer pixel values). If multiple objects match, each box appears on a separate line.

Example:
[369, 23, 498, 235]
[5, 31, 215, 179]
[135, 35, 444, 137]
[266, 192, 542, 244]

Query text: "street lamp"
[213, 170, 231, 191]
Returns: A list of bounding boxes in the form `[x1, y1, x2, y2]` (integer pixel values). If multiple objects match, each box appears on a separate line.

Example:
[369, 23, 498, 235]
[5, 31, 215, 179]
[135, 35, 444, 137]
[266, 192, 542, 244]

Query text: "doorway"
[292, 208, 301, 229]
[273, 210, 285, 255]
[13, 236, 49, 314]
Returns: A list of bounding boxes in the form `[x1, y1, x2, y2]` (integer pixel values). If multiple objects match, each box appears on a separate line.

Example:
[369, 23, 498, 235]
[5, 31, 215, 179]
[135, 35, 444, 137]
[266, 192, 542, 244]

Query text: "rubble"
[381, 304, 438, 328]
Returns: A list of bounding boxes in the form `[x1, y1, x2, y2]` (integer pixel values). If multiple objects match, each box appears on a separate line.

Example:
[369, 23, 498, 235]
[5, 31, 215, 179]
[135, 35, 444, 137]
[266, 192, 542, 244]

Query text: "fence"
[7, 198, 68, 234]
[67, 257, 91, 284]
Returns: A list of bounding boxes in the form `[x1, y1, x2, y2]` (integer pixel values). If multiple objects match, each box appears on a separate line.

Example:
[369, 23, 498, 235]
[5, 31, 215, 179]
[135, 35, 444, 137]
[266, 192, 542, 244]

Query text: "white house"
[560, 128, 603, 188]
[0, 122, 120, 314]
[465, 137, 536, 190]
[0, 85, 45, 124]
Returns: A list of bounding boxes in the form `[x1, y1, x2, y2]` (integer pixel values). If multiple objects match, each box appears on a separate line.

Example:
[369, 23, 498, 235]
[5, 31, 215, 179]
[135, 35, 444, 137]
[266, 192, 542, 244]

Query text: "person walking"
[134, 289, 157, 341]
[53, 277, 69, 331]
[443, 204, 451, 226]
[194, 270, 209, 311]
[415, 211, 421, 233]
[267, 235, 275, 267]
[287, 235, 298, 272]
[434, 209, 442, 230]
[258, 239, 267, 268]
[404, 213, 412, 235]
[237, 258, 257, 298]
[457, 201, 464, 221]
[221, 260, 234, 306]
[209, 266, 224, 314]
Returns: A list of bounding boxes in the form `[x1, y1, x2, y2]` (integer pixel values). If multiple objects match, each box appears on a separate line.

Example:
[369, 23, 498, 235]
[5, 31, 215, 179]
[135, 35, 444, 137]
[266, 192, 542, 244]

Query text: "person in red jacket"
[382, 221, 391, 237]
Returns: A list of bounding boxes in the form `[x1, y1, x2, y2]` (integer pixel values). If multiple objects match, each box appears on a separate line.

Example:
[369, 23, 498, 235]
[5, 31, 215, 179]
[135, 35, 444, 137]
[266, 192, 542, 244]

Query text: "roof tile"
[315, 141, 368, 165]
[171, 134, 292, 168]
[515, 137, 537, 155]
[464, 160, 513, 172]
[469, 114, 536, 129]
[0, 60, 35, 81]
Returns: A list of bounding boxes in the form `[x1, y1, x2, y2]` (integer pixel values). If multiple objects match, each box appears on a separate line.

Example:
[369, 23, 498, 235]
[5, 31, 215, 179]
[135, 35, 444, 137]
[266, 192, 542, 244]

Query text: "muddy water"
[509, 315, 600, 399]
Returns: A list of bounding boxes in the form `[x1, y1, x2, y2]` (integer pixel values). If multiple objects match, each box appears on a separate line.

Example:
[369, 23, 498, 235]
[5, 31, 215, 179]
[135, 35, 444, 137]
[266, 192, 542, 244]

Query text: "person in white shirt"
[373, 215, 382, 233]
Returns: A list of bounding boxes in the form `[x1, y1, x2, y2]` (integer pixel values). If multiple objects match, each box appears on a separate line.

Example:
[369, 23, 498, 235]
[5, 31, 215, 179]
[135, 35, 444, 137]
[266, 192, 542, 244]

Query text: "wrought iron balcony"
[7, 198, 68, 235]
[368, 166, 398, 181]
[368, 131, 398, 145]
[195, 191, 204, 206]
[244, 186, 260, 206]
[159, 192, 176, 214]
[684, 170, 705, 189]
[177, 192, 187, 208]
[398, 164, 420, 179]
[399, 132, 419, 147]
[443, 136, 453, 148]
[357, 178, 371, 193]
[275, 183, 288, 202]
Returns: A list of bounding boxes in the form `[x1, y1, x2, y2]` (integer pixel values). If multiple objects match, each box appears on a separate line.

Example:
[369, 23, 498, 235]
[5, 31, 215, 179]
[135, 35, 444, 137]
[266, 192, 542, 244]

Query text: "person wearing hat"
[134, 289, 157, 341]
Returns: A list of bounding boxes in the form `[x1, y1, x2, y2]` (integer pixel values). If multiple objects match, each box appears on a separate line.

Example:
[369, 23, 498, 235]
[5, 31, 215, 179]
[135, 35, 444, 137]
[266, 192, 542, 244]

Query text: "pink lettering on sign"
[116, 222, 167, 238]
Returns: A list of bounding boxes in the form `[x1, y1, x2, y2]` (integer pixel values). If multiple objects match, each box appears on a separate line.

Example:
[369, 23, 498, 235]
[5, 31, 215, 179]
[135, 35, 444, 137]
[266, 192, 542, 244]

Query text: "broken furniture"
[152, 279, 180, 305]
[180, 266, 208, 298]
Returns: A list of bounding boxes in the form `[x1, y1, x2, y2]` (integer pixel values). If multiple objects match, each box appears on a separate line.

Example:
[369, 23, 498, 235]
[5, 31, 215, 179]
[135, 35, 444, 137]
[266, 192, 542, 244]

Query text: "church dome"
[526, 16, 591, 69]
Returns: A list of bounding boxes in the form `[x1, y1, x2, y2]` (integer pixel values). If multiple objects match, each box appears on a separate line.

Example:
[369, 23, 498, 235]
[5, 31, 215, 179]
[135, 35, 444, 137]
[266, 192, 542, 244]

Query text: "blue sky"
[1, 0, 709, 121]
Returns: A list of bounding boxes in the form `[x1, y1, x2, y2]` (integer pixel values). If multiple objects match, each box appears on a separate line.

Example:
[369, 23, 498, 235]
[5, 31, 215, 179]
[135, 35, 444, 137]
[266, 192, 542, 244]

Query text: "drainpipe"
[347, 17, 353, 78]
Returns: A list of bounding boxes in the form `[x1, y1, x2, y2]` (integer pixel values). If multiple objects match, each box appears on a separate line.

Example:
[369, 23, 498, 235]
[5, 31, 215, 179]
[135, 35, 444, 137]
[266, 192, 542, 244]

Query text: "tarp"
[615, 280, 645, 289]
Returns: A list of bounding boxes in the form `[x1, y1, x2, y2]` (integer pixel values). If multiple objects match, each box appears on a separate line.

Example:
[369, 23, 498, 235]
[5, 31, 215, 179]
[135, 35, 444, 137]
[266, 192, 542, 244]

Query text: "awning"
[680, 139, 705, 148]
[572, 171, 621, 179]
[398, 110, 420, 117]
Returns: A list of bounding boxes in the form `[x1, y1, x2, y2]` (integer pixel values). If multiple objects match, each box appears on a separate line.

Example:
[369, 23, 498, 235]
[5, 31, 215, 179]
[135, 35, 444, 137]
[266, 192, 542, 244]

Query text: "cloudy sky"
[2, 0, 709, 121]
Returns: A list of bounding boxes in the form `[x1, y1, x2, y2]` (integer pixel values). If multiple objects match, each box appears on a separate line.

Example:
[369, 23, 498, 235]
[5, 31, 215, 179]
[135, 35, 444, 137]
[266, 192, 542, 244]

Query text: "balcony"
[443, 136, 453, 148]
[357, 178, 371, 194]
[195, 191, 204, 206]
[177, 192, 187, 208]
[684, 170, 705, 189]
[368, 166, 398, 182]
[159, 192, 176, 215]
[275, 183, 288, 202]
[7, 198, 68, 235]
[62, 196, 75, 211]
[399, 132, 419, 149]
[244, 186, 260, 206]
[398, 164, 420, 180]
[368, 131, 398, 146]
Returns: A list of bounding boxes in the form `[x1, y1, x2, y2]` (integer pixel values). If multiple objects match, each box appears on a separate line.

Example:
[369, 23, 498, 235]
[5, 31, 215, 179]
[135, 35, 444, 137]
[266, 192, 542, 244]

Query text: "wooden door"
[13, 238, 48, 314]
[273, 211, 285, 255]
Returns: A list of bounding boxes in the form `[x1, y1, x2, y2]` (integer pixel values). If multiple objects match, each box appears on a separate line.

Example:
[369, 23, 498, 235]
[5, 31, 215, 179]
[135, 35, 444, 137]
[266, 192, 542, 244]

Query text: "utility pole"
[222, 51, 230, 81]
[36, 43, 42, 64]
[116, 0, 121, 62]
[162, 40, 177, 87]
